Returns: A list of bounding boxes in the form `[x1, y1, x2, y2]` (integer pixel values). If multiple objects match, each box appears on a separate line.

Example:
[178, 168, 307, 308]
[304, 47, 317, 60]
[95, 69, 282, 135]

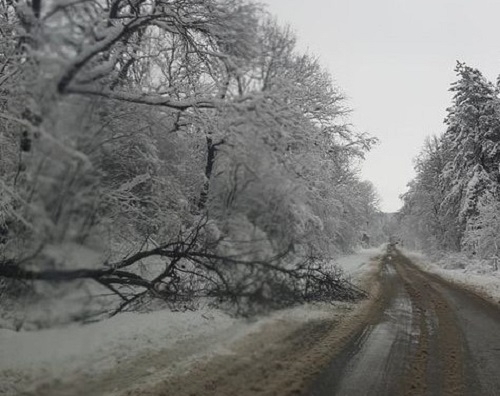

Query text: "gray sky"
[261, 0, 500, 212]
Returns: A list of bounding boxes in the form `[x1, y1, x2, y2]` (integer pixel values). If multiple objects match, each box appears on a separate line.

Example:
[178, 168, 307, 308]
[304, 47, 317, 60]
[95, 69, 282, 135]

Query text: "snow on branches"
[400, 62, 500, 262]
[0, 0, 376, 328]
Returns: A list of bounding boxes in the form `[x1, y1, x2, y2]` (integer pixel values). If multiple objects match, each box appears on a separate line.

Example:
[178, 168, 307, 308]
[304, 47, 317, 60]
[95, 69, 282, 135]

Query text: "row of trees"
[400, 62, 500, 264]
[0, 0, 378, 326]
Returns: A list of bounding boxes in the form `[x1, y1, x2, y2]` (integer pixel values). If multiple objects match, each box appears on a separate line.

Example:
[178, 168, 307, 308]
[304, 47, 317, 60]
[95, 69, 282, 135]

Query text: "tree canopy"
[400, 62, 500, 263]
[0, 0, 378, 327]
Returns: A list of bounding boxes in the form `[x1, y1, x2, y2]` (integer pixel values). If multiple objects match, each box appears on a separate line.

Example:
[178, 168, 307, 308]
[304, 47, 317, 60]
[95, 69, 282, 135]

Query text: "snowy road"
[308, 249, 500, 396]
[10, 249, 500, 396]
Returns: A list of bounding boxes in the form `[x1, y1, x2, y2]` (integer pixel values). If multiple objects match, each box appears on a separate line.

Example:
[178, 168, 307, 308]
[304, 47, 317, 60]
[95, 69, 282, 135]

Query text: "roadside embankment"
[401, 249, 500, 307]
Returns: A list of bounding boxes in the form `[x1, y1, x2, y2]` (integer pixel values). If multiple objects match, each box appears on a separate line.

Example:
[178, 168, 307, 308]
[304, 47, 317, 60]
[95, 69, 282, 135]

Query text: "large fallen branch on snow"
[1, 220, 366, 317]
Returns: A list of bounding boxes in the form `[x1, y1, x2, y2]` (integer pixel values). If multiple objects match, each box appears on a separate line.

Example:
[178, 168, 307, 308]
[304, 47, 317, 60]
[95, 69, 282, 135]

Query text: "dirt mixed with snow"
[402, 249, 500, 306]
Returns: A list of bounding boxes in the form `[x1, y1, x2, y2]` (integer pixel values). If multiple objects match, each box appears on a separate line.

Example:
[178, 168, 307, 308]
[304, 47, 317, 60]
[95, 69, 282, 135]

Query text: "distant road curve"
[308, 248, 500, 396]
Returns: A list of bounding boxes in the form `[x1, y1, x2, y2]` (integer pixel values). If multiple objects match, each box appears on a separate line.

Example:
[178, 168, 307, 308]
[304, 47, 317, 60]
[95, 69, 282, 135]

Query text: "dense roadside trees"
[400, 62, 500, 264]
[0, 0, 377, 327]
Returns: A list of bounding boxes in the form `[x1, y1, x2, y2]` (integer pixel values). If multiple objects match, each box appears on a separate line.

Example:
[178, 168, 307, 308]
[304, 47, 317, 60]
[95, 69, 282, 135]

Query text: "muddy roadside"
[401, 250, 500, 310]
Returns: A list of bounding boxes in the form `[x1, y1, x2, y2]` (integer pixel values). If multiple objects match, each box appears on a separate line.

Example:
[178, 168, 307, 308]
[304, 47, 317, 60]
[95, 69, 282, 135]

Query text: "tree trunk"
[197, 135, 224, 212]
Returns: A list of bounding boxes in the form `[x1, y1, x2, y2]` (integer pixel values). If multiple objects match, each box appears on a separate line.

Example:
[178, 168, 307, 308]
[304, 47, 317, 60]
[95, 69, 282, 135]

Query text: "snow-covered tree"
[400, 62, 500, 261]
[440, 62, 500, 251]
[0, 0, 377, 326]
[462, 194, 500, 265]
[400, 136, 451, 251]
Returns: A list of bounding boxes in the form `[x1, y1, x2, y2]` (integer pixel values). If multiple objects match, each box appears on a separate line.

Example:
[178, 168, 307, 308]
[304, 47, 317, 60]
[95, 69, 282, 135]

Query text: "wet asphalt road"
[308, 249, 500, 396]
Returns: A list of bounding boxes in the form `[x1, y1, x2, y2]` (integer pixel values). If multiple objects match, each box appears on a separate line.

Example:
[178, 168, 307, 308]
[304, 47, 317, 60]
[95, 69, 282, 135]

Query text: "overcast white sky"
[261, 0, 500, 212]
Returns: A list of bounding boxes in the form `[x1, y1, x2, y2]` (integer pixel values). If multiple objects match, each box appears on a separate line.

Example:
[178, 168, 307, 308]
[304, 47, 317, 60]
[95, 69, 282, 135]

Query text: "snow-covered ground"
[335, 246, 385, 285]
[402, 249, 500, 304]
[0, 246, 384, 396]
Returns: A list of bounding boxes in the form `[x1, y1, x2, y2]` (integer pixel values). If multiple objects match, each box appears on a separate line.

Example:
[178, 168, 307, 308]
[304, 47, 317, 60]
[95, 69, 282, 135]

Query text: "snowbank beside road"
[335, 246, 385, 286]
[0, 308, 244, 395]
[0, 247, 384, 396]
[402, 249, 500, 304]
